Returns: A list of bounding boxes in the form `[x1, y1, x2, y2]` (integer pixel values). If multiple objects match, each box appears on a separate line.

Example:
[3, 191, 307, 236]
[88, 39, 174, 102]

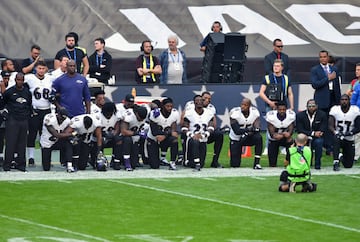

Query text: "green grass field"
[1, 175, 360, 242]
[1, 133, 359, 241]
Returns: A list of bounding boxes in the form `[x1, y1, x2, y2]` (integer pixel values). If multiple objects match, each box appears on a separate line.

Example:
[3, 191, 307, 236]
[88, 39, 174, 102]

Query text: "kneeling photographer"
[279, 133, 317, 193]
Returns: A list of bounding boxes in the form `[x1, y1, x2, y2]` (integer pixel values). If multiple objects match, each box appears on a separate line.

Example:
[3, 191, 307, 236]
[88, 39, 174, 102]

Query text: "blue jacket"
[159, 49, 187, 84]
[311, 64, 341, 110]
[351, 83, 360, 108]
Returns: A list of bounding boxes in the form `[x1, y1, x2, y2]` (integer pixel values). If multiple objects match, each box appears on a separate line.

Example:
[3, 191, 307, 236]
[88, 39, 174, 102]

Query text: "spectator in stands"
[265, 101, 295, 167]
[296, 99, 327, 169]
[264, 38, 289, 75]
[200, 21, 223, 52]
[88, 37, 112, 84]
[2, 73, 32, 172]
[50, 55, 69, 80]
[52, 59, 91, 118]
[350, 81, 360, 163]
[229, 98, 262, 169]
[135, 40, 162, 84]
[346, 63, 360, 97]
[54, 32, 89, 75]
[21, 44, 42, 74]
[159, 35, 187, 84]
[311, 50, 341, 156]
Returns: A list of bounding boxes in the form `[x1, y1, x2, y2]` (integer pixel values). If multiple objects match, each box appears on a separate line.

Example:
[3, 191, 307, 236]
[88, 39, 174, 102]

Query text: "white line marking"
[57, 180, 73, 183]
[250, 176, 266, 180]
[7, 181, 23, 185]
[201, 177, 217, 181]
[153, 178, 170, 182]
[0, 214, 112, 242]
[109, 180, 360, 234]
[345, 175, 360, 179]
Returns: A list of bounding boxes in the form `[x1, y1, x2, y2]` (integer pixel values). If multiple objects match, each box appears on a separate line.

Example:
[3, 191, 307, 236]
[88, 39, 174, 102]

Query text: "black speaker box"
[223, 33, 247, 62]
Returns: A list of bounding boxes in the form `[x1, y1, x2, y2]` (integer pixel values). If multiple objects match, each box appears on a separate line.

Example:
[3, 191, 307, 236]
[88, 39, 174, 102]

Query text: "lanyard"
[169, 51, 179, 63]
[142, 54, 155, 83]
[96, 53, 103, 66]
[272, 73, 286, 96]
[65, 49, 77, 64]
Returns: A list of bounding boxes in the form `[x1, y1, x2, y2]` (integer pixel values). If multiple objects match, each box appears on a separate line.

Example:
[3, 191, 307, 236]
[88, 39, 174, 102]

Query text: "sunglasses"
[276, 45, 284, 48]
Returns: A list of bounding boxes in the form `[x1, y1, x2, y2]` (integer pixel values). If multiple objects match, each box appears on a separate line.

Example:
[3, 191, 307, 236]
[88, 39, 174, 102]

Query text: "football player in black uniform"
[329, 94, 360, 171]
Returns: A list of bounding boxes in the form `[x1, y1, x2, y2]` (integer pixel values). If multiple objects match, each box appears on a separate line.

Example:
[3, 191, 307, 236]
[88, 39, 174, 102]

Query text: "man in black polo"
[2, 73, 32, 172]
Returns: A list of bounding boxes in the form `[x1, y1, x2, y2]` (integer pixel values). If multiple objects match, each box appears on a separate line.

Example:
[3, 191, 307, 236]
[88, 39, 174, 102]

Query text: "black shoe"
[333, 161, 340, 171]
[17, 167, 27, 172]
[253, 164, 262, 170]
[10, 161, 17, 169]
[211, 162, 224, 168]
[113, 162, 121, 170]
[28, 158, 35, 167]
[193, 163, 201, 171]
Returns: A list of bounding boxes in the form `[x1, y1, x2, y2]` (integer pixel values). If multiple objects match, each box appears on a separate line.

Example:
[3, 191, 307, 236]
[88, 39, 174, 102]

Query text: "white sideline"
[0, 214, 111, 242]
[1, 166, 360, 181]
[109, 180, 360, 234]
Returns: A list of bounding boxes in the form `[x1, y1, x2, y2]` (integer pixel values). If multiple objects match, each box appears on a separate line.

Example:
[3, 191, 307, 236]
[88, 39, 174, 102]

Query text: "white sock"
[27, 147, 34, 159]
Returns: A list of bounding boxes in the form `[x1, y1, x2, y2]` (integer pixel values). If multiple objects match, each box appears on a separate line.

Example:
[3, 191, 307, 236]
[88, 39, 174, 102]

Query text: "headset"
[140, 40, 154, 51]
[211, 21, 223, 31]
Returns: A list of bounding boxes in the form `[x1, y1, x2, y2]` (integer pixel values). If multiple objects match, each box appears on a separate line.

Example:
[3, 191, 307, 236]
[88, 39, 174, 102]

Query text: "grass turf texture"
[0, 175, 359, 242]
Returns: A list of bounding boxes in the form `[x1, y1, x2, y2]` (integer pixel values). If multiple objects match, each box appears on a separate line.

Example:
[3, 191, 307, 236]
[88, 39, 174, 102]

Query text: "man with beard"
[266, 101, 296, 167]
[159, 35, 187, 84]
[182, 95, 215, 171]
[54, 32, 89, 75]
[119, 105, 148, 171]
[1, 59, 17, 87]
[52, 59, 91, 118]
[64, 113, 102, 172]
[182, 91, 224, 168]
[329, 94, 360, 171]
[229, 98, 262, 169]
[147, 98, 179, 169]
[296, 99, 327, 169]
[40, 108, 72, 171]
[135, 40, 162, 84]
[24, 61, 53, 167]
[21, 44, 42, 74]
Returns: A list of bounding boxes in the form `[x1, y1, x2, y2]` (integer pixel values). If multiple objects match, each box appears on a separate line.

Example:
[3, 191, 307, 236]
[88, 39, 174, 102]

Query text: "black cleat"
[28, 158, 35, 167]
[333, 161, 340, 171]
[211, 162, 224, 168]
[193, 163, 201, 171]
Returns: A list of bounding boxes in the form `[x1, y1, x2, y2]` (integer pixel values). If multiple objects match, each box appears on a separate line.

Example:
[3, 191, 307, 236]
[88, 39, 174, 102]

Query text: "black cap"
[125, 94, 135, 102]
[1, 71, 10, 78]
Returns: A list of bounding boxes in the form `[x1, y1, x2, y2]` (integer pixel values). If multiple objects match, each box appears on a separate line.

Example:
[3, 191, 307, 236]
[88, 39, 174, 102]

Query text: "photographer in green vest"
[279, 133, 317, 193]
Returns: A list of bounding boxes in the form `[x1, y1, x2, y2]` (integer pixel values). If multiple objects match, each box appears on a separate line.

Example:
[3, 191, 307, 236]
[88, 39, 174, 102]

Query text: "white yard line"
[345, 175, 360, 179]
[109, 180, 360, 234]
[0, 214, 112, 242]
